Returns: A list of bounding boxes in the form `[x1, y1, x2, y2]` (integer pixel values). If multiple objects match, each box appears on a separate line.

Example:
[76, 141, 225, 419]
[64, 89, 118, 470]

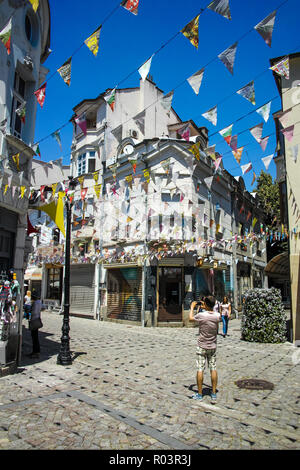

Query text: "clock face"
[123, 144, 134, 155]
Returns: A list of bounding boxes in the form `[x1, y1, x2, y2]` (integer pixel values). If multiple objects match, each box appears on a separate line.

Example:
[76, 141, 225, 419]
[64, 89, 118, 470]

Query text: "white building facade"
[0, 0, 50, 372]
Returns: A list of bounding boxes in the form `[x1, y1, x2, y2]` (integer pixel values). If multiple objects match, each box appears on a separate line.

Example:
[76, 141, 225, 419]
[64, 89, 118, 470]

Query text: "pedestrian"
[23, 290, 32, 320]
[189, 295, 222, 404]
[27, 293, 44, 359]
[220, 296, 231, 337]
[213, 298, 220, 313]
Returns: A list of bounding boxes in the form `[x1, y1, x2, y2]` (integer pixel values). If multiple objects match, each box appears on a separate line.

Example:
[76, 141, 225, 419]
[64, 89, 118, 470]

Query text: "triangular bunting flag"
[241, 162, 252, 175]
[202, 105, 217, 126]
[206, 145, 216, 160]
[121, 0, 139, 15]
[81, 188, 88, 201]
[260, 136, 269, 152]
[262, 154, 273, 170]
[207, 0, 231, 20]
[218, 42, 237, 74]
[52, 130, 62, 151]
[256, 101, 271, 122]
[93, 171, 99, 184]
[111, 124, 123, 143]
[84, 25, 101, 57]
[237, 81, 255, 105]
[0, 18, 12, 55]
[57, 57, 72, 86]
[204, 175, 214, 190]
[270, 57, 289, 79]
[187, 68, 204, 95]
[104, 88, 116, 111]
[254, 10, 276, 47]
[177, 123, 190, 141]
[27, 215, 39, 235]
[94, 184, 102, 198]
[34, 83, 47, 108]
[281, 125, 294, 142]
[232, 147, 244, 164]
[219, 124, 233, 144]
[138, 55, 153, 81]
[12, 153, 20, 171]
[189, 142, 201, 160]
[160, 90, 174, 113]
[249, 123, 263, 143]
[29, 0, 39, 12]
[276, 108, 292, 128]
[229, 135, 238, 152]
[181, 14, 200, 49]
[37, 194, 65, 237]
[251, 171, 256, 186]
[214, 156, 222, 172]
[75, 113, 87, 136]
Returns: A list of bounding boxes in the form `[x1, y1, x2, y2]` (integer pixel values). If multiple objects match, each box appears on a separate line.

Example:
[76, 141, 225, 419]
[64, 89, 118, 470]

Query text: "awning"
[24, 266, 43, 280]
[264, 252, 289, 277]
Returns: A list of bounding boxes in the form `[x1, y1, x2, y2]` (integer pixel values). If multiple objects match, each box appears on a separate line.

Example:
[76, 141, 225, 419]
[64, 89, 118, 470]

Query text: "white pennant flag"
[204, 175, 214, 190]
[249, 123, 263, 143]
[261, 154, 273, 170]
[202, 105, 217, 126]
[187, 68, 204, 95]
[254, 10, 277, 47]
[207, 0, 232, 20]
[256, 101, 271, 122]
[260, 136, 269, 152]
[218, 42, 238, 74]
[160, 91, 174, 113]
[138, 55, 153, 81]
[241, 162, 252, 175]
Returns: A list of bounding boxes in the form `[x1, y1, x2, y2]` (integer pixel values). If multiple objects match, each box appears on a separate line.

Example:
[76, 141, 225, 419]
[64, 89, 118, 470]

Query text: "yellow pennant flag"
[181, 14, 200, 49]
[189, 142, 200, 161]
[93, 171, 99, 184]
[143, 169, 150, 183]
[12, 153, 20, 171]
[37, 193, 65, 237]
[52, 182, 58, 195]
[252, 217, 258, 229]
[84, 25, 101, 57]
[94, 183, 102, 198]
[232, 147, 244, 164]
[29, 0, 39, 12]
[4, 184, 8, 195]
[20, 186, 26, 199]
[77, 175, 85, 188]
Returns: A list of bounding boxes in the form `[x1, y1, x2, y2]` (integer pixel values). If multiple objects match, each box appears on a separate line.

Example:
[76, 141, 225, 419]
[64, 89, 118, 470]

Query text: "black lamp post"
[57, 178, 77, 366]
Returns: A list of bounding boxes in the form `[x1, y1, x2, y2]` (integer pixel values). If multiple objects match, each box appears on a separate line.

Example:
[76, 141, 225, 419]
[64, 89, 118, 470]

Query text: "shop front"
[106, 266, 143, 323]
[70, 264, 96, 318]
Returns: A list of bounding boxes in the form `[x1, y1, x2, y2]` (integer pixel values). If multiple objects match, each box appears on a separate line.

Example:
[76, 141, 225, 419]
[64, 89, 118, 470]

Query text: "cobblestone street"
[0, 312, 299, 451]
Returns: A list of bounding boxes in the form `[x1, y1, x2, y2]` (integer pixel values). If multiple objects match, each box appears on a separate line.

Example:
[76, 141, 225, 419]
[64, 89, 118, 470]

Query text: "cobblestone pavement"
[0, 312, 299, 451]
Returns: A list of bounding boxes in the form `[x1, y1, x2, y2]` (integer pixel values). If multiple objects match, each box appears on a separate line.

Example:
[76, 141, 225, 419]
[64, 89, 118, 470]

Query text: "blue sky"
[34, 0, 300, 191]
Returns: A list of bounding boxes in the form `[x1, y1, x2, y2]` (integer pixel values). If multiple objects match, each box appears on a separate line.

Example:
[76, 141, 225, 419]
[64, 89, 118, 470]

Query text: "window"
[25, 14, 32, 42]
[11, 72, 26, 139]
[78, 153, 86, 176]
[24, 11, 39, 46]
[47, 268, 62, 300]
[77, 151, 96, 176]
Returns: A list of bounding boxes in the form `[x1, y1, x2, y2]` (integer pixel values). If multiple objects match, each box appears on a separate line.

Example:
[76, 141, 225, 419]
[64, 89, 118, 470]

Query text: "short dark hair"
[204, 295, 216, 309]
[31, 293, 38, 301]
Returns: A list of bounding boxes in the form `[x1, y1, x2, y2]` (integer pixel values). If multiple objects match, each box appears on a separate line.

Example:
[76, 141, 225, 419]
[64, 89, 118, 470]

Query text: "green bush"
[241, 287, 287, 343]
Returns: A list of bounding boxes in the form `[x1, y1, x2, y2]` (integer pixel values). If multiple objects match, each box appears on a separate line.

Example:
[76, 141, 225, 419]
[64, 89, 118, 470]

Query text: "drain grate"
[235, 379, 274, 390]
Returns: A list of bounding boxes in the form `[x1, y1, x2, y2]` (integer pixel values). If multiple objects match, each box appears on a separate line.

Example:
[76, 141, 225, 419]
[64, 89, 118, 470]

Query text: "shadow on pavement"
[20, 324, 61, 366]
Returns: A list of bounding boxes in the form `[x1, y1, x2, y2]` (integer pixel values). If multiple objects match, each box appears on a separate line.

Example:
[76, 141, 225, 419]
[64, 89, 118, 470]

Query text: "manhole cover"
[235, 379, 274, 390]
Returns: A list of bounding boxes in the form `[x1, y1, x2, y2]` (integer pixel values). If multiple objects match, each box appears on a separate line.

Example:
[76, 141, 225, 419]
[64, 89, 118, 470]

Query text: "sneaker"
[192, 393, 203, 401]
[211, 393, 217, 404]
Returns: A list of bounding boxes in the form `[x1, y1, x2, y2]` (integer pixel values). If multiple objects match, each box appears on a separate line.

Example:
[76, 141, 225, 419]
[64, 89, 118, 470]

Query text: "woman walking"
[220, 296, 231, 337]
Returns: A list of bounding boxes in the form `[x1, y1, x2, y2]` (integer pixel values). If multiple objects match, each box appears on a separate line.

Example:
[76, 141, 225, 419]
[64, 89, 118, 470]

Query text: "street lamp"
[57, 177, 77, 366]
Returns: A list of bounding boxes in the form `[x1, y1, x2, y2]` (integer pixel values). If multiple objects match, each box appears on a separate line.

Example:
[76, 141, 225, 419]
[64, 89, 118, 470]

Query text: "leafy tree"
[254, 170, 280, 226]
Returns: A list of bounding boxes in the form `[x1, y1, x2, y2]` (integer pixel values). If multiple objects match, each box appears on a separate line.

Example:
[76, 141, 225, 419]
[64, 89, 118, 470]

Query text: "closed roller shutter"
[70, 265, 95, 317]
[107, 267, 142, 322]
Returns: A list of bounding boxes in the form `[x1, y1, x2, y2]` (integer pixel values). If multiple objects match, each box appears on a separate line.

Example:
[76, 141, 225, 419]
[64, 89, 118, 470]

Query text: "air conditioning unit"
[129, 129, 138, 139]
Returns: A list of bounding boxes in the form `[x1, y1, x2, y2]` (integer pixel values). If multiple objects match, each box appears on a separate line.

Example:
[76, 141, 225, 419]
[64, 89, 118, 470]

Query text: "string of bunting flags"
[0, 0, 292, 162]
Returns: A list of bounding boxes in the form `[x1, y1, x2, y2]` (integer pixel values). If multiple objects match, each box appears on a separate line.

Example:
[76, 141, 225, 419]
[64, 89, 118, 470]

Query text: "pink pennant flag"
[177, 123, 190, 141]
[75, 113, 87, 136]
[281, 125, 294, 142]
[259, 136, 269, 152]
[276, 108, 292, 128]
[214, 156, 222, 171]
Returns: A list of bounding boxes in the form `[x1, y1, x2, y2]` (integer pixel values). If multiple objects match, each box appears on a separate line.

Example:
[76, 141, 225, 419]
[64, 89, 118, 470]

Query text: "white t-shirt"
[193, 310, 220, 349]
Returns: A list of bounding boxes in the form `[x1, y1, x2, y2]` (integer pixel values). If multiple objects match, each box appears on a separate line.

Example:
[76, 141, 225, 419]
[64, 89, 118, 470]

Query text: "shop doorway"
[158, 267, 182, 322]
